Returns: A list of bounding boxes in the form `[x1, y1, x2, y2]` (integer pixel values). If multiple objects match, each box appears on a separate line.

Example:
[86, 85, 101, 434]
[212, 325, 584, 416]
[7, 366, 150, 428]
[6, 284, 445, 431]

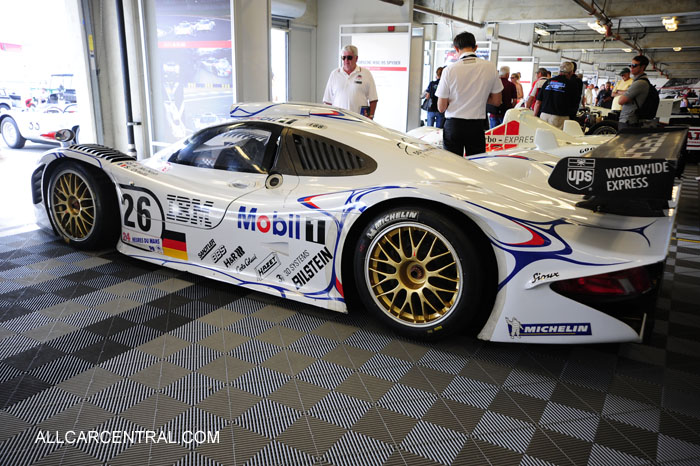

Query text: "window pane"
[270, 28, 288, 102]
[143, 0, 234, 149]
[171, 127, 272, 174]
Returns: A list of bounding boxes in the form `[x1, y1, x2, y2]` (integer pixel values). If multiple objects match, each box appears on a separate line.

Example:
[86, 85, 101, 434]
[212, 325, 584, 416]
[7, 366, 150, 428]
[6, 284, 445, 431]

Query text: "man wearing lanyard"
[436, 32, 503, 156]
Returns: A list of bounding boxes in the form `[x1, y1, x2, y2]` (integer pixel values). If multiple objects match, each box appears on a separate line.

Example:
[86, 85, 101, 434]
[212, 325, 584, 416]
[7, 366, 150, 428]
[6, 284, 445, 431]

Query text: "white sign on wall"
[435, 41, 492, 67]
[341, 24, 411, 132]
[497, 57, 535, 101]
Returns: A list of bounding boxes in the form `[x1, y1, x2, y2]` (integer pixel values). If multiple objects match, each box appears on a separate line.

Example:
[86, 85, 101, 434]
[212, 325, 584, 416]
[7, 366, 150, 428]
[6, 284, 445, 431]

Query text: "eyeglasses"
[341, 56, 354, 61]
[629, 63, 640, 68]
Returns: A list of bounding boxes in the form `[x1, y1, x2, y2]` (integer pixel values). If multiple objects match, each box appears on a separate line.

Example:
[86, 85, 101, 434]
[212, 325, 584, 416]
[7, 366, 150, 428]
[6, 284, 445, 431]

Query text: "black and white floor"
[0, 159, 698, 465]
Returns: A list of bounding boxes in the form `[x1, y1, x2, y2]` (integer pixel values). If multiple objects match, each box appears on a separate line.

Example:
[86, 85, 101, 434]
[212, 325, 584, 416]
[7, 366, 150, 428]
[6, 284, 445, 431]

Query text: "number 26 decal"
[122, 193, 152, 231]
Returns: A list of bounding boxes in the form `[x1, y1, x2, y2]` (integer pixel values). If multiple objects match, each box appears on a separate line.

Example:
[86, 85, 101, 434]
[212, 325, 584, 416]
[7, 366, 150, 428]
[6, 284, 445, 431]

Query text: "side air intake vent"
[68, 144, 135, 163]
[31, 165, 44, 204]
[292, 134, 376, 176]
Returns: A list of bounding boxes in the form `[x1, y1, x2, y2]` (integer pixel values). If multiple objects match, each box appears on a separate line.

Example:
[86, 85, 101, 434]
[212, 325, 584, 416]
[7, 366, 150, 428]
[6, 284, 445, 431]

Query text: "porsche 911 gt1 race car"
[30, 103, 686, 344]
[408, 108, 613, 157]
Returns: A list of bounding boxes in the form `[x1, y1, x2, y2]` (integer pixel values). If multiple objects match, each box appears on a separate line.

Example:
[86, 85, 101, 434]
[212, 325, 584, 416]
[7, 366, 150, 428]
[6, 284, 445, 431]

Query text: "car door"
[115, 122, 298, 270]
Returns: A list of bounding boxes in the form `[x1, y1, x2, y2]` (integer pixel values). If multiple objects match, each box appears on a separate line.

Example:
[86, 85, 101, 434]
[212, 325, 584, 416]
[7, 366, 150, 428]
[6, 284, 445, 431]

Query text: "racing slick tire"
[353, 206, 486, 339]
[47, 161, 119, 250]
[587, 120, 618, 136]
[1, 116, 26, 149]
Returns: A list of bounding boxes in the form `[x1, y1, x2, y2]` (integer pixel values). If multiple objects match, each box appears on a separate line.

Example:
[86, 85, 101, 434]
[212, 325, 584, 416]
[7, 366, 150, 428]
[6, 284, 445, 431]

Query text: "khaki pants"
[540, 113, 568, 129]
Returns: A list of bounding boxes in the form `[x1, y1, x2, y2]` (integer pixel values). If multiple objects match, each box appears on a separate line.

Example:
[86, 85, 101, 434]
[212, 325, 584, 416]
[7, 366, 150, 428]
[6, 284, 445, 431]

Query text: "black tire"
[1, 116, 26, 149]
[587, 120, 618, 136]
[47, 161, 119, 250]
[0, 103, 10, 112]
[353, 207, 487, 339]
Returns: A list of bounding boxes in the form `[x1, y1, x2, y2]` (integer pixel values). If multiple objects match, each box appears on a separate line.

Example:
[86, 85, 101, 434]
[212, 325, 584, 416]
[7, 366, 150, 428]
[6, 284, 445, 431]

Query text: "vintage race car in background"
[1, 105, 80, 149]
[408, 108, 614, 157]
[30, 103, 685, 344]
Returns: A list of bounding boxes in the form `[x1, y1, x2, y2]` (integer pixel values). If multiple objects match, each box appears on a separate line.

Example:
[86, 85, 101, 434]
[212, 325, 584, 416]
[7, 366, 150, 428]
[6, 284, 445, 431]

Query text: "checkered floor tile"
[0, 164, 699, 466]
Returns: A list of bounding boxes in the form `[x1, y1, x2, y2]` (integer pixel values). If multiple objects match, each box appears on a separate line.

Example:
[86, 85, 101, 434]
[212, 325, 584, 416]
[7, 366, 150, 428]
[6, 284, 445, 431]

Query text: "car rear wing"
[548, 126, 688, 216]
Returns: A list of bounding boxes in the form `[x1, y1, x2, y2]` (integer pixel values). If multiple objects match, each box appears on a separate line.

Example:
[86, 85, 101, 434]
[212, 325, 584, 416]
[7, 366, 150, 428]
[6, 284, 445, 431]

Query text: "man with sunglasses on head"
[618, 55, 657, 129]
[323, 45, 378, 119]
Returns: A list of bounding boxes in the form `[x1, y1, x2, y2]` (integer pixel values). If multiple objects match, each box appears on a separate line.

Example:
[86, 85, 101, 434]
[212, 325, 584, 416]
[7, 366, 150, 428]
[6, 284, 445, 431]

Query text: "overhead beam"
[583, 51, 700, 64]
[440, 0, 700, 23]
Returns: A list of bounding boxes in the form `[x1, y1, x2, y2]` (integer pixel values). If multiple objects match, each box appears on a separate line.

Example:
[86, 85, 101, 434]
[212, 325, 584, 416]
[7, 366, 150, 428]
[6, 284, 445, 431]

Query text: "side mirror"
[41, 128, 75, 147]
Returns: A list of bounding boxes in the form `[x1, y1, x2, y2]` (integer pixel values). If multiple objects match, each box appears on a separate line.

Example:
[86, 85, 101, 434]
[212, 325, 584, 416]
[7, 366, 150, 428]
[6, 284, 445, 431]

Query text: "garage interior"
[1, 1, 700, 465]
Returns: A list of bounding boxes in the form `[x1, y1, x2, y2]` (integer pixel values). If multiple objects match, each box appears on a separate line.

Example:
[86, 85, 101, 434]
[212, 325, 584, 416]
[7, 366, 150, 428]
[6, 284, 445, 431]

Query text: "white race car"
[408, 108, 613, 158]
[30, 103, 685, 344]
[1, 105, 80, 149]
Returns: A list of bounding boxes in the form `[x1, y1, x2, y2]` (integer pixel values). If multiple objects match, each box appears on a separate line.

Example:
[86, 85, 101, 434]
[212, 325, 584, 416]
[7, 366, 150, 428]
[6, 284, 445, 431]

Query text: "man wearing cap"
[611, 68, 633, 111]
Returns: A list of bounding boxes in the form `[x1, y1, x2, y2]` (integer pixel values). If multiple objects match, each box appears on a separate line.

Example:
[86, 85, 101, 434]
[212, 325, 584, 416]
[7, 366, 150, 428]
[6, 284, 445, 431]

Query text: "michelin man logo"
[505, 317, 523, 339]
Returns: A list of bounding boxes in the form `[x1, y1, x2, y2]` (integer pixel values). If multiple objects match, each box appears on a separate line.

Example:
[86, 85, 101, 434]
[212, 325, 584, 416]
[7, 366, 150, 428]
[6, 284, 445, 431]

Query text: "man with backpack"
[618, 55, 660, 129]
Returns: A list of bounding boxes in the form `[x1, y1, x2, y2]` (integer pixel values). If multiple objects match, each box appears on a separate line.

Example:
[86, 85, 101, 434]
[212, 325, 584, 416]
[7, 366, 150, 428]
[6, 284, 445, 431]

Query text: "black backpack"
[635, 78, 660, 119]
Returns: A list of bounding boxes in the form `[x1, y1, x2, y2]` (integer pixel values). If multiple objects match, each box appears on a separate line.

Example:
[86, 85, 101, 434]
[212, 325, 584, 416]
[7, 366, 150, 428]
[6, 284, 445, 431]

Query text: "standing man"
[611, 67, 633, 111]
[526, 67, 549, 110]
[597, 82, 613, 108]
[487, 66, 517, 128]
[618, 55, 658, 129]
[533, 61, 577, 129]
[424, 66, 445, 128]
[436, 32, 503, 156]
[323, 45, 378, 119]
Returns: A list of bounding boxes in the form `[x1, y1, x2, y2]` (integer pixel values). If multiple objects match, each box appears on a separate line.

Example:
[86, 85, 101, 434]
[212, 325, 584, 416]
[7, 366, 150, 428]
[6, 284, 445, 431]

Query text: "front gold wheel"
[51, 170, 96, 241]
[364, 223, 462, 327]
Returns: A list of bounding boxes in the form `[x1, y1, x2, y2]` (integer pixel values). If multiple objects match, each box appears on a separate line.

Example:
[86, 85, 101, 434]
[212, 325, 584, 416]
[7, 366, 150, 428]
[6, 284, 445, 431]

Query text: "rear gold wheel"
[365, 223, 462, 327]
[354, 207, 486, 339]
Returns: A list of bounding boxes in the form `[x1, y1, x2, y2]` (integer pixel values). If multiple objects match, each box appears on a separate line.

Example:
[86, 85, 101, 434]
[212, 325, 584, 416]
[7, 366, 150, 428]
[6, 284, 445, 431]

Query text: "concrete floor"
[0, 141, 52, 236]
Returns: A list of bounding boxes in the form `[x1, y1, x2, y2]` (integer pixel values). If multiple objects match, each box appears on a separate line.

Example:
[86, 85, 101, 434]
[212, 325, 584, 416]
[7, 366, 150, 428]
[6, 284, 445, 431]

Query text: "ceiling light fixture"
[622, 48, 632, 52]
[662, 17, 678, 31]
[673, 46, 682, 52]
[534, 27, 550, 36]
[587, 21, 607, 35]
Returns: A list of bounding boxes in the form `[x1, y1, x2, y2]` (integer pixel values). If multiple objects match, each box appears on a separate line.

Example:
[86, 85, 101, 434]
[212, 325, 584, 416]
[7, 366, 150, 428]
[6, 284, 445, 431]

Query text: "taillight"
[551, 267, 652, 296]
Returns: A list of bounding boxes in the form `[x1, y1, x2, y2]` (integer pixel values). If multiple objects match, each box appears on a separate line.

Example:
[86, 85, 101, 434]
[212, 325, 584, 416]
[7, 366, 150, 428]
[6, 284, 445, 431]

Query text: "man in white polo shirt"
[323, 45, 378, 119]
[436, 32, 503, 156]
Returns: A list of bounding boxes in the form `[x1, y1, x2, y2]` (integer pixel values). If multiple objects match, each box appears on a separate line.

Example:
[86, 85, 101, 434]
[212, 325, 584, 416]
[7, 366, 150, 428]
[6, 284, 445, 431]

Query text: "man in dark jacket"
[424, 66, 445, 128]
[597, 82, 613, 108]
[487, 66, 517, 128]
[533, 61, 577, 129]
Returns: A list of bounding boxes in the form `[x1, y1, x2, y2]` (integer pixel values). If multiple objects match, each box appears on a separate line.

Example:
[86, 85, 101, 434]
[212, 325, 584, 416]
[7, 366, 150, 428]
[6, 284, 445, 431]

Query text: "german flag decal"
[162, 230, 188, 260]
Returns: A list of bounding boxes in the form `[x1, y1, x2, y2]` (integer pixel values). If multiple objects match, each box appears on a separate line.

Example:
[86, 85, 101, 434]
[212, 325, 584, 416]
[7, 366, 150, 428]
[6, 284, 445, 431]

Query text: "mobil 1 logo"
[566, 158, 595, 190]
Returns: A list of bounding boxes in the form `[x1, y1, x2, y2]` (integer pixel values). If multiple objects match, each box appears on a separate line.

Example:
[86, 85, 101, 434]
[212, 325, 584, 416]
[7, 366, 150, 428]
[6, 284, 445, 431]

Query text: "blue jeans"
[427, 111, 445, 128]
[489, 115, 503, 128]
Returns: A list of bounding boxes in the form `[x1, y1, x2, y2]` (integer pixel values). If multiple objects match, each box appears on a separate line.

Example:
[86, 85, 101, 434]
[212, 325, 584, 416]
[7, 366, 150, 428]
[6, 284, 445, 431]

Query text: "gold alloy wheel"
[51, 171, 96, 241]
[365, 222, 462, 326]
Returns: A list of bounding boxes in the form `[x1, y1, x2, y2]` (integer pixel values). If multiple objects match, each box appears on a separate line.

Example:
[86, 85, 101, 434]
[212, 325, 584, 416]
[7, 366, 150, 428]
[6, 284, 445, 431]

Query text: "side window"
[169, 125, 274, 174]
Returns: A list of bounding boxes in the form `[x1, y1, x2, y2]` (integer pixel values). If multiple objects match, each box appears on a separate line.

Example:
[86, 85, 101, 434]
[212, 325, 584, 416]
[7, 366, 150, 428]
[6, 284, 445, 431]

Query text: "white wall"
[233, 0, 271, 102]
[316, 0, 412, 102]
